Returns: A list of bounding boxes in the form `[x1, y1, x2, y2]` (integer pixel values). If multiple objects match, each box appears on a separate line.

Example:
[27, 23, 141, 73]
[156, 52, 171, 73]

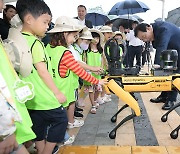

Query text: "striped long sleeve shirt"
[59, 51, 99, 85]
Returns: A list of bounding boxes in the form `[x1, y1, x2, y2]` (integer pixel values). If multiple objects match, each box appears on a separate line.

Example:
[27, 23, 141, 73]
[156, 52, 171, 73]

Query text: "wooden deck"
[58, 145, 180, 154]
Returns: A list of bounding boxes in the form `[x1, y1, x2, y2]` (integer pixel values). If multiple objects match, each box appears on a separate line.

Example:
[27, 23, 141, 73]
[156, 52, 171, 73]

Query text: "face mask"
[80, 42, 89, 50]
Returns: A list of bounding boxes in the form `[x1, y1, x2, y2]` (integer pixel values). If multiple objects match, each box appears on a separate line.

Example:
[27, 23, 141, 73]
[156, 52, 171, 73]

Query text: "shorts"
[28, 106, 68, 143]
[84, 85, 102, 93]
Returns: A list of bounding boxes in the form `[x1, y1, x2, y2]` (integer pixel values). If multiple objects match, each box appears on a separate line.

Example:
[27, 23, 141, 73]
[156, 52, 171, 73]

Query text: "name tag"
[14, 80, 34, 104]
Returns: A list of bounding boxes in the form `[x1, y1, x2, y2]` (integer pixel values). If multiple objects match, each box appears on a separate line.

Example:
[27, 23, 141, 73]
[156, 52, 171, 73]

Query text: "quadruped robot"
[104, 38, 180, 139]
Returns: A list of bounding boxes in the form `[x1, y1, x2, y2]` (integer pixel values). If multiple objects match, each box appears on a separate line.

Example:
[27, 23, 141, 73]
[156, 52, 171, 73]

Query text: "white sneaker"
[102, 95, 112, 102]
[64, 135, 75, 145]
[105, 94, 111, 99]
[96, 97, 105, 105]
[68, 119, 84, 129]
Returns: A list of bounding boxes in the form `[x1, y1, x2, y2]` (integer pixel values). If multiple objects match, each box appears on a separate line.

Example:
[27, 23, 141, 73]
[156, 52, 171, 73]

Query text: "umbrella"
[107, 14, 139, 30]
[132, 15, 144, 22]
[166, 7, 180, 27]
[86, 13, 109, 26]
[108, 0, 149, 29]
[108, 0, 150, 16]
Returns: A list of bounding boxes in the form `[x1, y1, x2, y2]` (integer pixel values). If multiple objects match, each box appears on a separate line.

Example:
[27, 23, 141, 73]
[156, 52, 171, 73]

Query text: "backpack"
[3, 27, 33, 77]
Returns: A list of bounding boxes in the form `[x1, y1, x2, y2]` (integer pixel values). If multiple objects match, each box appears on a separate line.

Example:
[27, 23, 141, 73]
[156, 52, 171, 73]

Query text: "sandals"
[90, 106, 97, 114]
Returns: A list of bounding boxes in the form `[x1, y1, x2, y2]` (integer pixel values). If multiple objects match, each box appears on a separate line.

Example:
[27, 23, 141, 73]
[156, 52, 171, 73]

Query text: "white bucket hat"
[79, 27, 93, 40]
[100, 25, 113, 33]
[90, 29, 104, 47]
[48, 16, 83, 33]
[3, 28, 32, 77]
[114, 31, 126, 40]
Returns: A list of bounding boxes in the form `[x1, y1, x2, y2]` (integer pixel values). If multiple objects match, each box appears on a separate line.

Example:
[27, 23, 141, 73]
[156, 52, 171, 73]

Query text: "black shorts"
[28, 106, 68, 143]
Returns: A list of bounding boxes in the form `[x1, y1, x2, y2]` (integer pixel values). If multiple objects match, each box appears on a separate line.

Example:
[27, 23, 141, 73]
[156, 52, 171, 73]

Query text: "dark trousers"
[159, 91, 178, 102]
[159, 69, 180, 102]
[128, 45, 143, 67]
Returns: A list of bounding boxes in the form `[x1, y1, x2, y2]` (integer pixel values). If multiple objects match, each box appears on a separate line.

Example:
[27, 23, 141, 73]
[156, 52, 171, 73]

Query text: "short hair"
[16, 0, 52, 22]
[134, 23, 150, 37]
[77, 5, 86, 10]
[119, 22, 129, 29]
[132, 21, 139, 25]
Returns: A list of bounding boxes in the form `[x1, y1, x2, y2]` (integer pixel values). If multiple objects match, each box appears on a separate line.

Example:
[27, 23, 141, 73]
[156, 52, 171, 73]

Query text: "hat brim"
[114, 32, 126, 40]
[8, 28, 33, 77]
[90, 29, 105, 47]
[47, 26, 82, 34]
[79, 36, 93, 40]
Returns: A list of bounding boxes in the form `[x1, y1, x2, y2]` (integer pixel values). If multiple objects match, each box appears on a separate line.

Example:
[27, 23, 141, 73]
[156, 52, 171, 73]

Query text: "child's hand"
[98, 79, 108, 85]
[55, 92, 67, 104]
[92, 66, 103, 73]
[0, 134, 18, 154]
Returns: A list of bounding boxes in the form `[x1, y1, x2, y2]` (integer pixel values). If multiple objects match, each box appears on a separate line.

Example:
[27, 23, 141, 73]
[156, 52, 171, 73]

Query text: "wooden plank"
[132, 146, 168, 154]
[97, 146, 131, 154]
[166, 146, 180, 154]
[61, 145, 97, 154]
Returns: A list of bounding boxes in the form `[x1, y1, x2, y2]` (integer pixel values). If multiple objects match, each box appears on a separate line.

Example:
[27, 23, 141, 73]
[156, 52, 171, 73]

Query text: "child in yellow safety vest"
[83, 29, 105, 113]
[16, 0, 68, 153]
[46, 16, 106, 129]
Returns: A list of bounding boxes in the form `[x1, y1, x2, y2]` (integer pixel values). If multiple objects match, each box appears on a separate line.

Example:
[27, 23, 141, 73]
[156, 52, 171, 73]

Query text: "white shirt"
[78, 17, 85, 26]
[69, 44, 82, 62]
[126, 30, 144, 46]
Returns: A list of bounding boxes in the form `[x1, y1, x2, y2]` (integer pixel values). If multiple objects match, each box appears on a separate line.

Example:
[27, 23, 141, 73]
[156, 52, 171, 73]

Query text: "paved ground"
[73, 94, 118, 145]
[71, 93, 180, 146]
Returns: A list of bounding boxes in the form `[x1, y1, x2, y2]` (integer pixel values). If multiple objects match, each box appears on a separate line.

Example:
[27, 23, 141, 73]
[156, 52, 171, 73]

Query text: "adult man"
[126, 21, 144, 67]
[75, 5, 92, 28]
[134, 21, 180, 110]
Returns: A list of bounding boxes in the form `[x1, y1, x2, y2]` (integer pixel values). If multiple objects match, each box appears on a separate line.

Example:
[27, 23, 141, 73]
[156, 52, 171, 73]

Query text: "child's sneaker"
[75, 106, 83, 113]
[74, 111, 83, 119]
[64, 135, 75, 145]
[52, 145, 59, 154]
[68, 119, 84, 129]
[90, 106, 97, 114]
[102, 95, 112, 102]
[96, 97, 105, 105]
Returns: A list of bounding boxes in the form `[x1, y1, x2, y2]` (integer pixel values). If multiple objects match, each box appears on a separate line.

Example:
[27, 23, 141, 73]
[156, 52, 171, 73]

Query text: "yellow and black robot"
[104, 38, 180, 139]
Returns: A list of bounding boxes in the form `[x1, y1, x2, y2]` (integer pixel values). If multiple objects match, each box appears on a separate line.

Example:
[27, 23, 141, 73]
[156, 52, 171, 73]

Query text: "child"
[0, 0, 35, 153]
[99, 25, 114, 103]
[83, 29, 105, 113]
[16, 0, 68, 153]
[71, 27, 103, 108]
[113, 31, 125, 68]
[46, 16, 106, 128]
